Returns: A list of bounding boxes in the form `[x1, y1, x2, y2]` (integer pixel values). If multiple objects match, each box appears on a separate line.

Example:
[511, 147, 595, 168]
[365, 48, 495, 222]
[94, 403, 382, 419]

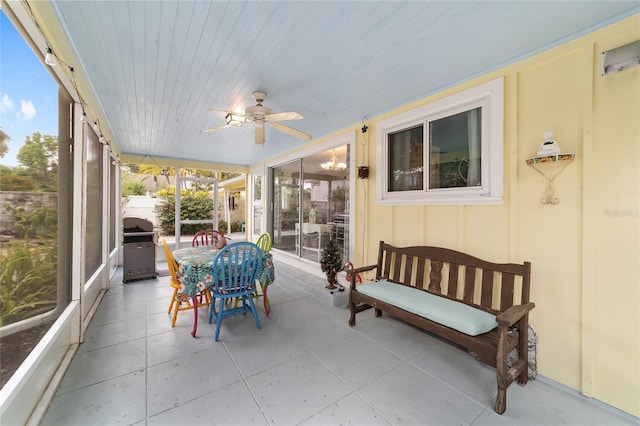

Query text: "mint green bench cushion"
[356, 280, 497, 336]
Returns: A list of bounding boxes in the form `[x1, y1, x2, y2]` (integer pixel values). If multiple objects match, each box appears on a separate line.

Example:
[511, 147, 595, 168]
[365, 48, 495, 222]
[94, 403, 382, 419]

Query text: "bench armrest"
[349, 264, 378, 286]
[350, 264, 378, 275]
[496, 302, 535, 327]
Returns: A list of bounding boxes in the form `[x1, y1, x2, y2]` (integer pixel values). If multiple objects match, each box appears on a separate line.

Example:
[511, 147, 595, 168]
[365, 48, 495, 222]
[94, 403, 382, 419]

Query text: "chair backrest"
[256, 233, 272, 252]
[192, 229, 227, 249]
[212, 242, 263, 294]
[162, 239, 180, 281]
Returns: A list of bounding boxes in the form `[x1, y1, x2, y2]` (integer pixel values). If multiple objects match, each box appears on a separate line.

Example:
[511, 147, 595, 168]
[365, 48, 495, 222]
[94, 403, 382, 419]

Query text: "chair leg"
[247, 296, 261, 330]
[262, 284, 270, 316]
[171, 300, 180, 327]
[168, 288, 178, 313]
[191, 296, 198, 338]
[214, 298, 225, 341]
[208, 292, 216, 324]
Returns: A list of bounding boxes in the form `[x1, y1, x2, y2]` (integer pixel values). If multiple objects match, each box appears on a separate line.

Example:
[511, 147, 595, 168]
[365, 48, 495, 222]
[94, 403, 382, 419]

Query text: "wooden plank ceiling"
[45, 1, 638, 167]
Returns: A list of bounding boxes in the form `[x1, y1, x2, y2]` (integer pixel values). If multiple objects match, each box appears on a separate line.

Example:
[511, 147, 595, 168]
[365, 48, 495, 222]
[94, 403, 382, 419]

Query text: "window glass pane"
[429, 107, 481, 189]
[84, 130, 103, 279]
[388, 125, 423, 192]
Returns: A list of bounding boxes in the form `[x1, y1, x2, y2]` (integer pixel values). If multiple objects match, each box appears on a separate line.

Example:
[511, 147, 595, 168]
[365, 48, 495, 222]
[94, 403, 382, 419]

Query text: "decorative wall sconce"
[526, 131, 574, 205]
[357, 166, 370, 179]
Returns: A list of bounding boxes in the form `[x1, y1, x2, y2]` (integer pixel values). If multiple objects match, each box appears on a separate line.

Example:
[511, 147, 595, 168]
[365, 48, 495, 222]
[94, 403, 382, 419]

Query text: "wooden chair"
[207, 242, 263, 341]
[192, 229, 227, 249]
[234, 232, 273, 314]
[255, 233, 273, 315]
[256, 232, 272, 252]
[162, 239, 211, 327]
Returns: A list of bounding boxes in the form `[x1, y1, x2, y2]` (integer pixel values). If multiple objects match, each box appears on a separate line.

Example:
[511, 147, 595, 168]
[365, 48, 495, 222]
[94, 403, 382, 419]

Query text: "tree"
[0, 127, 9, 158]
[16, 132, 58, 192]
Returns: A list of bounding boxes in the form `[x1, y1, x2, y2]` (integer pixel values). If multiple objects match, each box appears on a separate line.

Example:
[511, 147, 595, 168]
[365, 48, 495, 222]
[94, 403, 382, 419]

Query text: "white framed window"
[376, 77, 504, 205]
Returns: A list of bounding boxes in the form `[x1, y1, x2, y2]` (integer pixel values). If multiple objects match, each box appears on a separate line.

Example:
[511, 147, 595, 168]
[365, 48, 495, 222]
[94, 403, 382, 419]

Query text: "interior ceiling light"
[321, 150, 347, 171]
[44, 47, 56, 67]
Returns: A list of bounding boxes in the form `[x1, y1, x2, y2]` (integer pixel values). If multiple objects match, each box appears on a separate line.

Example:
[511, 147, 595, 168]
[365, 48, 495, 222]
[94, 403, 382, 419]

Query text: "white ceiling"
[41, 1, 638, 168]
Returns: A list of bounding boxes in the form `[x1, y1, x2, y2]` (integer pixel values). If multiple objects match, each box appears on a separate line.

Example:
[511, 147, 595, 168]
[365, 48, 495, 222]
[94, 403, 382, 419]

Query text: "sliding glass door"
[270, 145, 350, 264]
[271, 161, 300, 255]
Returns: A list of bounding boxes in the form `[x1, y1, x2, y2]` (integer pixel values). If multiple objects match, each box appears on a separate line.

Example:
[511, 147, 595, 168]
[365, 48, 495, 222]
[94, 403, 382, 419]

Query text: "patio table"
[173, 245, 275, 336]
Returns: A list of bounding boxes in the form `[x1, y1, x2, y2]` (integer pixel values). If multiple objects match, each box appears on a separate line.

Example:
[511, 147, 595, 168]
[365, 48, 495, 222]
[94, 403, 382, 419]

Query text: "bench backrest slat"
[448, 263, 459, 299]
[428, 260, 443, 292]
[375, 241, 531, 315]
[380, 248, 392, 281]
[416, 257, 426, 290]
[481, 270, 495, 307]
[464, 266, 476, 304]
[501, 273, 515, 311]
[404, 255, 415, 287]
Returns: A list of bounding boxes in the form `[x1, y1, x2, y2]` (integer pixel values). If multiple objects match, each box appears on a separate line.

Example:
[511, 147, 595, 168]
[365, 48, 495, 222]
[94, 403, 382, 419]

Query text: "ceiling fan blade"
[201, 123, 235, 134]
[255, 125, 265, 144]
[271, 122, 311, 141]
[266, 111, 303, 122]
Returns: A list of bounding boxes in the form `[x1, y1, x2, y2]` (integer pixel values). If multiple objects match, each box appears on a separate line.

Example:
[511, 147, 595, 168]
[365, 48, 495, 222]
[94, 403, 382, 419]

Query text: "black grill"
[122, 217, 157, 282]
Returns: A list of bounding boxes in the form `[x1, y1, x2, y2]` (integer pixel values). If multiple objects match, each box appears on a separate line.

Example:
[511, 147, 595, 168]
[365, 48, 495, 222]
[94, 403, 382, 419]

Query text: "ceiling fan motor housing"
[245, 104, 273, 121]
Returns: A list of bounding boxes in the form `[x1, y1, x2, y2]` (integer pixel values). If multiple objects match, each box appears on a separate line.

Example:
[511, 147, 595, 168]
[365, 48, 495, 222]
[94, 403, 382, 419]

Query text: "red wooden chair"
[192, 229, 227, 249]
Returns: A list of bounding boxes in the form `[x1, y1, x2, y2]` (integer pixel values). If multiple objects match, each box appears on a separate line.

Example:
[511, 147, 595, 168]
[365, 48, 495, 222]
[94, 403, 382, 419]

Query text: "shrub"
[0, 240, 58, 326]
[156, 191, 214, 235]
[0, 173, 36, 191]
[122, 180, 146, 196]
[5, 203, 57, 239]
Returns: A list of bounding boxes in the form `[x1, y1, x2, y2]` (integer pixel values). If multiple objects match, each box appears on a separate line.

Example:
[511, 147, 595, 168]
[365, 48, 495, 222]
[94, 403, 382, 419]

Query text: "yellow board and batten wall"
[347, 15, 638, 417]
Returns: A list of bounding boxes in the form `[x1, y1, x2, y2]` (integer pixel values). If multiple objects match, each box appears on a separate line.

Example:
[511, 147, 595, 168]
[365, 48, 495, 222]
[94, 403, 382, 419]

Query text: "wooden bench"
[348, 241, 534, 414]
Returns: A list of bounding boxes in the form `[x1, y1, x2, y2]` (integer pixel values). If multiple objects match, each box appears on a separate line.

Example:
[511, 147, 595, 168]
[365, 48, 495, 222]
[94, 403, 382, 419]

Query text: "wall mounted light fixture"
[526, 131, 574, 205]
[601, 40, 640, 76]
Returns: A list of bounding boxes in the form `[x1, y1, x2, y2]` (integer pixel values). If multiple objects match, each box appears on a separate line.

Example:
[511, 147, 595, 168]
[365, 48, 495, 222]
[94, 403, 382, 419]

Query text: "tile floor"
[41, 260, 637, 426]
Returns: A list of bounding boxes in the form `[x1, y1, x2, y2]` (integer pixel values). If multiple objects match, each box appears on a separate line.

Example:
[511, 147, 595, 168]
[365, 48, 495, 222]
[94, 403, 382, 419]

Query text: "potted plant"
[320, 238, 343, 290]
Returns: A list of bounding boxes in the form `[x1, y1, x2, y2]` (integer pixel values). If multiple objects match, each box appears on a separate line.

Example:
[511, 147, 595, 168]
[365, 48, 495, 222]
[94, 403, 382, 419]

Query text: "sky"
[1, 10, 58, 167]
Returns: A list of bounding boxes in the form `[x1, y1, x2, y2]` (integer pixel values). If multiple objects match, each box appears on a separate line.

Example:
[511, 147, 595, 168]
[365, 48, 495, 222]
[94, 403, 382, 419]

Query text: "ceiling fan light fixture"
[225, 112, 245, 125]
[321, 150, 347, 171]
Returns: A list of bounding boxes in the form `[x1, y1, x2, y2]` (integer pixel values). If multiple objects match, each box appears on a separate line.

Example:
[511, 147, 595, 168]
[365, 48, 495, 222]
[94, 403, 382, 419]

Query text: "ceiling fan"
[202, 91, 311, 144]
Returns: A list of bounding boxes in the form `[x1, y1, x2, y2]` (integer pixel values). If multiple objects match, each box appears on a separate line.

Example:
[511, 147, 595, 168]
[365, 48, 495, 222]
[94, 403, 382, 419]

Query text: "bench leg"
[348, 291, 357, 326]
[495, 326, 508, 414]
[375, 308, 382, 317]
[518, 318, 530, 386]
[495, 388, 506, 415]
[349, 306, 356, 327]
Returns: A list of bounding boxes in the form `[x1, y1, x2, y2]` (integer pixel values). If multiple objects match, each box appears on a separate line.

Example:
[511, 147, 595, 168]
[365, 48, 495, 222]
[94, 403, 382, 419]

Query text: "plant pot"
[325, 273, 337, 290]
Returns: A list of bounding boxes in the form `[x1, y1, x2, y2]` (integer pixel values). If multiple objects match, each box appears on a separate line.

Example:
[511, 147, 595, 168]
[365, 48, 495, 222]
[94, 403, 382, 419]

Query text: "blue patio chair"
[208, 242, 263, 341]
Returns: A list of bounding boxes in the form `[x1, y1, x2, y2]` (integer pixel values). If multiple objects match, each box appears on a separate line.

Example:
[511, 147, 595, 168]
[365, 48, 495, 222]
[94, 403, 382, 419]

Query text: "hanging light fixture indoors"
[321, 150, 347, 171]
